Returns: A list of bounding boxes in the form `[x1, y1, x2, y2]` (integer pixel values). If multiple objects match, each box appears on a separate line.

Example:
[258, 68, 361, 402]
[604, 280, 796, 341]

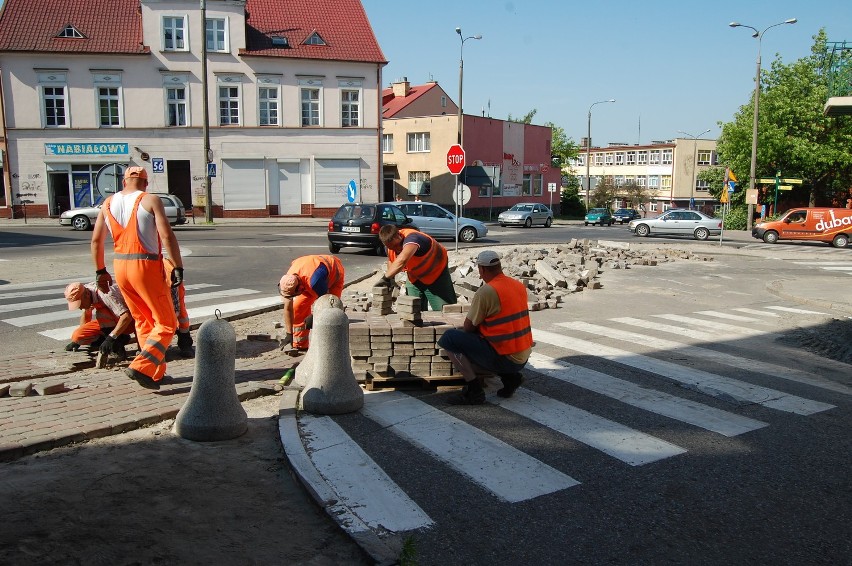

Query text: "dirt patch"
[777, 317, 852, 365]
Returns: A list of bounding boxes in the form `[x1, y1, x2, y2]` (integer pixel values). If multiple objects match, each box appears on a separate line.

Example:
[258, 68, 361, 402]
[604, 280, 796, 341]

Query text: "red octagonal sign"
[447, 144, 466, 175]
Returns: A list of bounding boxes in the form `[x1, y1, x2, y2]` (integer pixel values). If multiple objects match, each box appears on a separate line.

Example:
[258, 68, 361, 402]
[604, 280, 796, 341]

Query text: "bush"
[719, 206, 749, 230]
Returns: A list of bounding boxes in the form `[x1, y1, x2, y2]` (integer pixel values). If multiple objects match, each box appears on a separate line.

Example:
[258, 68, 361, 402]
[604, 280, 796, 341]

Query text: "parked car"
[612, 208, 642, 224]
[497, 203, 553, 228]
[59, 194, 187, 231]
[628, 209, 721, 240]
[327, 202, 413, 256]
[391, 201, 487, 242]
[584, 208, 613, 226]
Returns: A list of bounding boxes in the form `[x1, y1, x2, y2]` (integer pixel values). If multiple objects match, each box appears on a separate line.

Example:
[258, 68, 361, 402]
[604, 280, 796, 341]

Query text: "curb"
[277, 390, 400, 566]
[765, 279, 852, 316]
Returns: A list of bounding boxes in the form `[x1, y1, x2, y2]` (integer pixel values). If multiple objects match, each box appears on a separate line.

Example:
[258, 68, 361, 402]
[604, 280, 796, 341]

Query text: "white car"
[497, 203, 553, 228]
[628, 209, 721, 240]
[391, 201, 488, 242]
[59, 194, 187, 231]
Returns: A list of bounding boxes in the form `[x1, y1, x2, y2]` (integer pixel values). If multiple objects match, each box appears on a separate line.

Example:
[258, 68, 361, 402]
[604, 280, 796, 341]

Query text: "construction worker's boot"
[448, 379, 486, 406]
[177, 331, 194, 357]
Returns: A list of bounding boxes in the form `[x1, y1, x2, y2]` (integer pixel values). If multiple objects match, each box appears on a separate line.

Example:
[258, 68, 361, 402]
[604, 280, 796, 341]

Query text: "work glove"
[170, 267, 184, 288]
[96, 268, 112, 292]
[99, 335, 115, 355]
[304, 314, 314, 330]
[279, 332, 293, 351]
[378, 275, 394, 289]
[65, 342, 80, 352]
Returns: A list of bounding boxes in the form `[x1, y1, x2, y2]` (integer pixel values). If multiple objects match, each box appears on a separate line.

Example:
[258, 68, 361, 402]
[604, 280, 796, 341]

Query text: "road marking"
[300, 415, 434, 531]
[525, 352, 767, 437]
[652, 314, 764, 336]
[533, 329, 835, 416]
[731, 308, 781, 318]
[765, 306, 830, 315]
[0, 277, 88, 291]
[693, 310, 770, 323]
[361, 391, 579, 502]
[0, 283, 216, 301]
[488, 386, 686, 465]
[562, 321, 852, 396]
[614, 317, 710, 341]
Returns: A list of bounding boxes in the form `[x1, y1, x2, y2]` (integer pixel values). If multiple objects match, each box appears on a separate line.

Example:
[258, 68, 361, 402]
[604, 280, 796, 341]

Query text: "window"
[382, 134, 393, 153]
[304, 32, 326, 46]
[533, 174, 543, 196]
[615, 175, 625, 186]
[626, 151, 636, 165]
[38, 71, 68, 127]
[649, 150, 661, 165]
[605, 152, 613, 165]
[407, 132, 430, 153]
[341, 89, 360, 127]
[163, 16, 187, 51]
[697, 150, 711, 166]
[166, 87, 187, 126]
[58, 25, 84, 38]
[648, 175, 660, 189]
[637, 151, 648, 165]
[441, 96, 447, 108]
[300, 87, 321, 126]
[408, 171, 431, 195]
[662, 149, 673, 165]
[637, 175, 646, 187]
[258, 86, 279, 126]
[206, 18, 228, 52]
[696, 180, 710, 192]
[576, 154, 586, 166]
[218, 85, 240, 125]
[98, 87, 120, 126]
[594, 153, 604, 166]
[661, 176, 672, 190]
[522, 174, 532, 196]
[615, 152, 625, 165]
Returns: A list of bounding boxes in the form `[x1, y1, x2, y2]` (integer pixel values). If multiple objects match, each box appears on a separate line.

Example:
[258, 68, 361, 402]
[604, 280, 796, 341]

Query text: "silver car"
[391, 201, 488, 242]
[628, 209, 721, 240]
[59, 194, 187, 231]
[497, 203, 553, 228]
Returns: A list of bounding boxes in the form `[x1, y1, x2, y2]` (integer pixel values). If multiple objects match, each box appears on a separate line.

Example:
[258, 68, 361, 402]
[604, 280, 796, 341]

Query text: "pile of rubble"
[344, 239, 710, 313]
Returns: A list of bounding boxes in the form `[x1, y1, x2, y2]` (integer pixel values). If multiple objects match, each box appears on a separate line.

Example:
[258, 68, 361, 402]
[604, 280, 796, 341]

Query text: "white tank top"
[107, 191, 160, 254]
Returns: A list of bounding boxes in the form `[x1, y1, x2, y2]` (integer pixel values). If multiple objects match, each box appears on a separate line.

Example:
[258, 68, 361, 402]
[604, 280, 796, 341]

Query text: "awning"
[459, 165, 493, 187]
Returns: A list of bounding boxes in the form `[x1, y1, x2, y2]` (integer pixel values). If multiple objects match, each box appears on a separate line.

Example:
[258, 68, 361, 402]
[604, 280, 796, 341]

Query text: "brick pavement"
[0, 350, 285, 462]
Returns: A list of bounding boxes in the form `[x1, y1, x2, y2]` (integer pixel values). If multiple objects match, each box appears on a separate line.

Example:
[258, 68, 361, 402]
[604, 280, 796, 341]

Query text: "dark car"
[612, 208, 642, 224]
[327, 202, 413, 256]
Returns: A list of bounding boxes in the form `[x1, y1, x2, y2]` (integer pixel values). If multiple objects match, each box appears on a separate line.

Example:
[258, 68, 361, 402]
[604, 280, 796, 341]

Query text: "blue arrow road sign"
[347, 179, 357, 203]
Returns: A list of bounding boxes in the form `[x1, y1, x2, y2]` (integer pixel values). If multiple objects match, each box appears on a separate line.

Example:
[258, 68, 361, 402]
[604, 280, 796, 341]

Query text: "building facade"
[570, 138, 719, 214]
[381, 79, 561, 218]
[0, 0, 385, 220]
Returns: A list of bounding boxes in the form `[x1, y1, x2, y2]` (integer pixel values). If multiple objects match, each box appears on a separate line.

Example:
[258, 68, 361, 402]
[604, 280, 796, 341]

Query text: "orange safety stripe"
[387, 228, 447, 285]
[479, 274, 533, 355]
[286, 255, 345, 350]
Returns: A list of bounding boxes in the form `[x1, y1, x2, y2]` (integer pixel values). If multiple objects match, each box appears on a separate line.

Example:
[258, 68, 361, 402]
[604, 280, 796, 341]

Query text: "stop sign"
[447, 144, 466, 175]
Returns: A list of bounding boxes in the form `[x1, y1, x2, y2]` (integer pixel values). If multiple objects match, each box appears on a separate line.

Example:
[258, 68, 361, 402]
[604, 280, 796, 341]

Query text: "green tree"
[590, 179, 618, 208]
[620, 182, 652, 213]
[716, 30, 852, 209]
[507, 109, 537, 124]
[546, 122, 580, 169]
[560, 174, 585, 217]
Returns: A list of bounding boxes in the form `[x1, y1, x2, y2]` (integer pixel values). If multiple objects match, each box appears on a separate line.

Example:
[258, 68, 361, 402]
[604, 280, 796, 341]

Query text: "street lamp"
[677, 128, 711, 209]
[455, 27, 482, 147]
[585, 99, 615, 209]
[729, 17, 797, 231]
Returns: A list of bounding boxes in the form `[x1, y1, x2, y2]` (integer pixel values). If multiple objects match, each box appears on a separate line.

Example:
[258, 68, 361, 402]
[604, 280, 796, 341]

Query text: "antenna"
[637, 115, 641, 146]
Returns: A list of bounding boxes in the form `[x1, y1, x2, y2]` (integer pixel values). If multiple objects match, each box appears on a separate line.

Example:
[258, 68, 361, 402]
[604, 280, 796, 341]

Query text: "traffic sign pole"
[446, 145, 466, 253]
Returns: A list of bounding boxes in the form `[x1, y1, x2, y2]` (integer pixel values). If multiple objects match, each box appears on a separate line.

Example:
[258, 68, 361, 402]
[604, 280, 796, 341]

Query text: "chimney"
[392, 77, 410, 98]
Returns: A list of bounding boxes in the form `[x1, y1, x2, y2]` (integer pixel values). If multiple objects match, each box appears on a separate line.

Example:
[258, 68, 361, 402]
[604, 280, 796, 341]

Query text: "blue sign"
[45, 142, 129, 156]
[727, 181, 736, 192]
[208, 163, 217, 178]
[152, 158, 164, 174]
[347, 179, 357, 203]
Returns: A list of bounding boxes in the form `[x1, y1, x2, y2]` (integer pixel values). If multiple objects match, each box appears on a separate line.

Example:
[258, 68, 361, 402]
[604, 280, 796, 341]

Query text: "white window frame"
[340, 88, 360, 127]
[408, 171, 431, 195]
[637, 151, 648, 165]
[696, 179, 710, 192]
[626, 151, 636, 165]
[637, 175, 646, 187]
[615, 152, 625, 165]
[648, 175, 660, 189]
[38, 71, 68, 128]
[163, 74, 190, 127]
[605, 152, 614, 165]
[205, 17, 229, 53]
[382, 134, 393, 153]
[298, 78, 323, 127]
[533, 174, 543, 196]
[162, 15, 188, 51]
[662, 149, 673, 165]
[661, 175, 672, 190]
[218, 84, 241, 126]
[407, 132, 430, 153]
[697, 150, 711, 166]
[649, 150, 661, 165]
[93, 73, 123, 128]
[594, 153, 604, 166]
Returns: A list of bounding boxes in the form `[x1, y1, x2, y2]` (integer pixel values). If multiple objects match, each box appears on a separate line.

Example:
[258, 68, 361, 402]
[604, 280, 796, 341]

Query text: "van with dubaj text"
[752, 207, 852, 248]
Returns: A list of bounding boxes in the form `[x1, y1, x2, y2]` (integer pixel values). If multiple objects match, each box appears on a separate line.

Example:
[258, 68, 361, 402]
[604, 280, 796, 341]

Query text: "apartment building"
[570, 138, 718, 214]
[0, 0, 385, 219]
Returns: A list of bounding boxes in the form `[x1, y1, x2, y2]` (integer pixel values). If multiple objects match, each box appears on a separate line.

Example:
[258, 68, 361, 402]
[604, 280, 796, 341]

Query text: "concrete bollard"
[300, 307, 363, 415]
[174, 316, 247, 441]
[293, 294, 344, 388]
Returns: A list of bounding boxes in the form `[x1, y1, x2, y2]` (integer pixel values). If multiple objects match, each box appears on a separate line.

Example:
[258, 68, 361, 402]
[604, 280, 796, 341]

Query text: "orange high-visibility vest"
[478, 274, 533, 355]
[386, 228, 447, 285]
[287, 255, 344, 350]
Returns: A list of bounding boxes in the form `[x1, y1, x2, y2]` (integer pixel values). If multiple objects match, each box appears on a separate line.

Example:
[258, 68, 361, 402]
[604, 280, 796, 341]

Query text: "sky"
[361, 0, 851, 146]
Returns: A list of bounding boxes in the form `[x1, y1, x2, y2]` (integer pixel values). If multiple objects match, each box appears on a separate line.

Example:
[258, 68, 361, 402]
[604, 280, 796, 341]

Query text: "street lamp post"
[729, 17, 797, 232]
[677, 129, 711, 209]
[455, 27, 481, 219]
[585, 99, 615, 210]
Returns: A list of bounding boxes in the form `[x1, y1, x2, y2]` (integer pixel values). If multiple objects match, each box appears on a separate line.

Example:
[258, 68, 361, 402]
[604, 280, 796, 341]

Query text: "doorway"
[48, 171, 71, 216]
[166, 160, 191, 208]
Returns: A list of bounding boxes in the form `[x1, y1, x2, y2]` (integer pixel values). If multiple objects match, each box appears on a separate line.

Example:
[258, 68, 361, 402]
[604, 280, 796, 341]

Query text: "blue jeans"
[437, 329, 526, 375]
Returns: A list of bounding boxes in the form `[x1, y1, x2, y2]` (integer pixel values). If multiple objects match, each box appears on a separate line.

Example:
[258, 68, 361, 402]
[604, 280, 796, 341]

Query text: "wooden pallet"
[362, 370, 467, 391]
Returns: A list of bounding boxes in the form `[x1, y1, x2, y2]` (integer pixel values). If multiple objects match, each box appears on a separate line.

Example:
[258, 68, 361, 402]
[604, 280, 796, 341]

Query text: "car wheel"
[72, 215, 91, 231]
[499, 222, 506, 227]
[584, 222, 589, 226]
[544, 217, 552, 228]
[832, 234, 849, 248]
[328, 241, 340, 254]
[608, 221, 613, 226]
[374, 243, 387, 257]
[524, 217, 532, 228]
[636, 224, 650, 237]
[459, 227, 477, 243]
[763, 230, 779, 244]
[694, 227, 710, 241]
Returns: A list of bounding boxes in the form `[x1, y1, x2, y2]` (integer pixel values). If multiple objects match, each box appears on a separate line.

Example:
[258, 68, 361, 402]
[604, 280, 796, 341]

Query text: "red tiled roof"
[0, 0, 147, 54]
[382, 82, 439, 118]
[242, 0, 385, 63]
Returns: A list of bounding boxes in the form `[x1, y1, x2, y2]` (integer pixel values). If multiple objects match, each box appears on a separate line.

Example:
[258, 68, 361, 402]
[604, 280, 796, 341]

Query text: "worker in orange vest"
[278, 255, 345, 351]
[64, 281, 134, 359]
[438, 250, 532, 405]
[377, 224, 457, 311]
[91, 166, 183, 390]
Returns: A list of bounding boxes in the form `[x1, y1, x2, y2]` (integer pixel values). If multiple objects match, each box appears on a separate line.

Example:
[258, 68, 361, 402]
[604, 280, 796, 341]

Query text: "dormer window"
[304, 31, 326, 46]
[271, 36, 289, 48]
[57, 25, 84, 39]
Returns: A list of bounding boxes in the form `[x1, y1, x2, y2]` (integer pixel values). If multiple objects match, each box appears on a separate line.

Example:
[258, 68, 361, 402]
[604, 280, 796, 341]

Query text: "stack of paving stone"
[395, 294, 422, 326]
[371, 284, 394, 315]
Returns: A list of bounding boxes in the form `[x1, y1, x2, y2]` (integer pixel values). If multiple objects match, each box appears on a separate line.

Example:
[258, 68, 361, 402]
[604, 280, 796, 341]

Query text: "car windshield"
[510, 204, 532, 212]
[590, 208, 606, 214]
[333, 204, 375, 221]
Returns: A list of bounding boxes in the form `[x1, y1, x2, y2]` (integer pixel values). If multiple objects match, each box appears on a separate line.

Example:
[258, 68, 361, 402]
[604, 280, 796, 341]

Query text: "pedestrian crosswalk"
[741, 243, 852, 257]
[293, 303, 849, 535]
[0, 278, 281, 344]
